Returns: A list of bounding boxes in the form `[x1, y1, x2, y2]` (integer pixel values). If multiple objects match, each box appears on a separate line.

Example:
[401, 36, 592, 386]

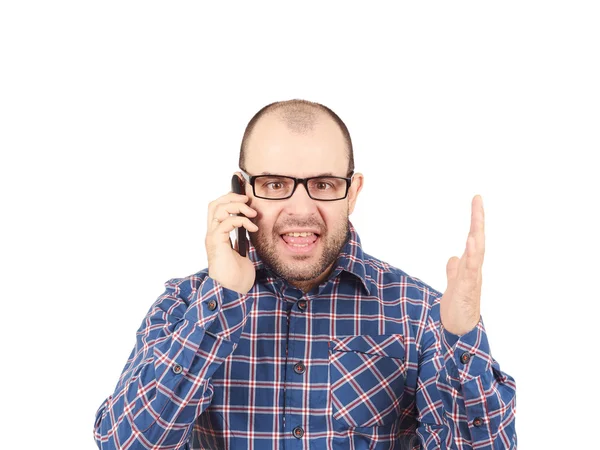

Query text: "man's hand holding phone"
[205, 189, 258, 294]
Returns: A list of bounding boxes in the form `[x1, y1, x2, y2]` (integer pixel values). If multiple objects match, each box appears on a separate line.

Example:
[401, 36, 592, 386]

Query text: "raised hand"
[440, 195, 485, 336]
[205, 192, 259, 294]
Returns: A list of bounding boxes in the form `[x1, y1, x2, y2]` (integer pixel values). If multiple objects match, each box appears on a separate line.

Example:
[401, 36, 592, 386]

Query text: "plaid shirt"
[94, 222, 516, 449]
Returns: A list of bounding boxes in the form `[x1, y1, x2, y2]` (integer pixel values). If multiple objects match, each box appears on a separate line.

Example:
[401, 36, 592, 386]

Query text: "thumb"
[446, 256, 460, 286]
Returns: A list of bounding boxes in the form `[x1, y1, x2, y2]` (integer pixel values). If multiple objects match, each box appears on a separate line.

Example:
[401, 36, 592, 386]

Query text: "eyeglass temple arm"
[239, 170, 251, 183]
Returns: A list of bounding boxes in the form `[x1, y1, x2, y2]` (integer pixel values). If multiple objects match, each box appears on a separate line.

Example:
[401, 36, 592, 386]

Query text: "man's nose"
[284, 182, 317, 215]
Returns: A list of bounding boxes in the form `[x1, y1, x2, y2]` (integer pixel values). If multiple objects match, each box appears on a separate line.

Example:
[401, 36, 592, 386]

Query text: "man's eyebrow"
[258, 171, 336, 177]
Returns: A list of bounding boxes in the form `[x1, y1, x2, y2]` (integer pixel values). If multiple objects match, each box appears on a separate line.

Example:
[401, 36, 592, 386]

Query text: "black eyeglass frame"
[239, 169, 355, 201]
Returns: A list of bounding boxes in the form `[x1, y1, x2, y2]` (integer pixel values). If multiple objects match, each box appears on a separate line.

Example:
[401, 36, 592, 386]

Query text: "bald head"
[239, 99, 354, 174]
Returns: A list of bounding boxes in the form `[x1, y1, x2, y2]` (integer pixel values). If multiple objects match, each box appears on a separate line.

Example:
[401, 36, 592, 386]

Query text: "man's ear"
[348, 173, 364, 215]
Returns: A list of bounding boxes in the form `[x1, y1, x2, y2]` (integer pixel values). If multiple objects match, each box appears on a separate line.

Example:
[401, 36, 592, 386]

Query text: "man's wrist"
[440, 317, 493, 382]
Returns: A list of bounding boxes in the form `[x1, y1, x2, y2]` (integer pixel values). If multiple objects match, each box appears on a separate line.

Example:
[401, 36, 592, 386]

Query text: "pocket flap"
[330, 334, 405, 361]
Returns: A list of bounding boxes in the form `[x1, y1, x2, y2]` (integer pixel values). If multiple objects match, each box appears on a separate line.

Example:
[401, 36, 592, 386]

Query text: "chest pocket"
[329, 334, 406, 428]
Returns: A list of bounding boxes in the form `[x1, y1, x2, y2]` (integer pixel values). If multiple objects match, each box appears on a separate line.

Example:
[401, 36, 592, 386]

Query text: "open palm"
[440, 195, 485, 336]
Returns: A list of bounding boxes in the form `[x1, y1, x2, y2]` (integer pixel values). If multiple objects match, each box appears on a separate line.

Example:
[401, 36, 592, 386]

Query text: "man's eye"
[266, 182, 284, 190]
[315, 182, 333, 190]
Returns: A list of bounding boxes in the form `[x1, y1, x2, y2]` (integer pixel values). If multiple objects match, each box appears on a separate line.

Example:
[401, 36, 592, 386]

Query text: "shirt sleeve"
[93, 272, 255, 450]
[415, 292, 517, 449]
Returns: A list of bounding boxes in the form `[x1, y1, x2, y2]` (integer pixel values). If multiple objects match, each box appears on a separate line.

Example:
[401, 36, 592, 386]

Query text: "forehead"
[244, 113, 348, 176]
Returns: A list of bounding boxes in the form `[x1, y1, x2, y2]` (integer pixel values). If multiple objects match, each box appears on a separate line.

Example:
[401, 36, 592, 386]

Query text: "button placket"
[287, 297, 308, 439]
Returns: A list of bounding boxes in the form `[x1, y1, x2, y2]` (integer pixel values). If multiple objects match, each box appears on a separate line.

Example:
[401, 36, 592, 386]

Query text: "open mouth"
[280, 231, 320, 253]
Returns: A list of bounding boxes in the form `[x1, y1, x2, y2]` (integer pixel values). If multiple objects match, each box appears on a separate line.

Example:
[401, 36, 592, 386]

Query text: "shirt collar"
[247, 220, 370, 295]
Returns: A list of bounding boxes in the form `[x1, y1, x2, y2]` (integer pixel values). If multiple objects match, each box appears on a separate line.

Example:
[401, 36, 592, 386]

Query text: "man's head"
[238, 99, 364, 292]
[240, 100, 355, 175]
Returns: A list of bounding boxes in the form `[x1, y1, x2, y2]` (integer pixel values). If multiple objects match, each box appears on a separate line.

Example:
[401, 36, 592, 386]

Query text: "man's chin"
[279, 271, 327, 285]
[274, 260, 321, 281]
[252, 232, 340, 284]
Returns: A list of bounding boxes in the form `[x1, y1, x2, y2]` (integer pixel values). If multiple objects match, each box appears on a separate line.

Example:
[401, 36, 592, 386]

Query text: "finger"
[466, 195, 486, 270]
[207, 193, 249, 228]
[456, 241, 469, 274]
[464, 235, 481, 277]
[469, 195, 485, 251]
[207, 197, 253, 230]
[453, 240, 482, 295]
[446, 256, 460, 286]
[469, 195, 484, 235]
[212, 202, 258, 226]
[212, 216, 258, 243]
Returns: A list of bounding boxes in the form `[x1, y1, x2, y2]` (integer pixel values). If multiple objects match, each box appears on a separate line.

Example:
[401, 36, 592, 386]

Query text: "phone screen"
[230, 174, 248, 257]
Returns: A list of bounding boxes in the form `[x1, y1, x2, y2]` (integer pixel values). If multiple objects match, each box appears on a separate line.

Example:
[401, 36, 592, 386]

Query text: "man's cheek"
[255, 211, 277, 231]
[250, 210, 266, 227]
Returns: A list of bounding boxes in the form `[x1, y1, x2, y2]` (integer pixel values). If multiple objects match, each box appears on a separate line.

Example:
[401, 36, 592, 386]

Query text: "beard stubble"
[250, 215, 350, 283]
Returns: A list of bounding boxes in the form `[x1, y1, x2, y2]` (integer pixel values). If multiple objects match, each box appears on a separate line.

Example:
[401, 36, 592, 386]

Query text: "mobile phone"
[230, 174, 248, 257]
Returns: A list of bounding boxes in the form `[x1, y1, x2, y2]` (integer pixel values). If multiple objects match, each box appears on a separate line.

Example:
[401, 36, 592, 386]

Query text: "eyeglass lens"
[253, 176, 347, 200]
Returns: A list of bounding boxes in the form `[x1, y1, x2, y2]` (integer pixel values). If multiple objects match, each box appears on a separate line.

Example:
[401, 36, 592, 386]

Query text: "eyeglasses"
[239, 169, 354, 201]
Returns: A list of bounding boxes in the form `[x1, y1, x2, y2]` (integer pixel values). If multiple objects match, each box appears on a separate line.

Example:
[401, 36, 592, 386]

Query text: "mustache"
[273, 219, 325, 234]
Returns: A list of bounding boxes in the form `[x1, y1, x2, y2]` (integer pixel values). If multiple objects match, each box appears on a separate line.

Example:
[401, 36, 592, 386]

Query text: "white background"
[1, 2, 598, 448]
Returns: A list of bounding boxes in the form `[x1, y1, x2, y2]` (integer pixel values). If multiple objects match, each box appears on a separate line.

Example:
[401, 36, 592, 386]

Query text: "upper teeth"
[285, 232, 314, 237]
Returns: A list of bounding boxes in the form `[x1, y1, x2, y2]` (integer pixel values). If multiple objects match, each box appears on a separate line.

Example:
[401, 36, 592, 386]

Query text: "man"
[94, 99, 516, 449]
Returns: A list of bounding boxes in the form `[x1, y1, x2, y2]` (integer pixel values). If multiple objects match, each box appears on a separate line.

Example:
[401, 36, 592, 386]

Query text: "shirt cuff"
[183, 276, 255, 343]
[183, 277, 247, 323]
[440, 317, 493, 383]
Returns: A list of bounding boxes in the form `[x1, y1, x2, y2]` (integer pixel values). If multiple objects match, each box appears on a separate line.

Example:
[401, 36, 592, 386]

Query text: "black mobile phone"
[231, 174, 248, 257]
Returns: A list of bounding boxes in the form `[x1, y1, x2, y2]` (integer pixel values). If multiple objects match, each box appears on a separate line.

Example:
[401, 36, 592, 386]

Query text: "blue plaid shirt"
[94, 222, 516, 449]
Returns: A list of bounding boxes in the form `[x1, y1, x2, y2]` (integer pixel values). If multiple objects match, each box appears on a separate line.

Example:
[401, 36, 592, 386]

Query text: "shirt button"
[207, 300, 217, 311]
[473, 417, 483, 427]
[297, 300, 307, 311]
[293, 362, 306, 374]
[460, 352, 471, 364]
[172, 363, 183, 374]
[292, 426, 304, 439]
